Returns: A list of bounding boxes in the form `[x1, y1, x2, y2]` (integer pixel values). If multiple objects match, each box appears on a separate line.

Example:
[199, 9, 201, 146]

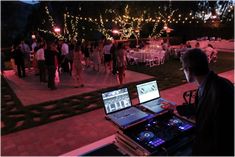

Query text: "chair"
[145, 58, 156, 67]
[183, 89, 198, 105]
[182, 89, 197, 121]
[159, 51, 166, 64]
[127, 54, 138, 65]
[211, 50, 218, 63]
[208, 52, 213, 63]
[145, 54, 159, 67]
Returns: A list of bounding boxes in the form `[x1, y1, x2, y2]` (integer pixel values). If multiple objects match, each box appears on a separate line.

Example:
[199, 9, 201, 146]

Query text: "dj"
[165, 48, 234, 155]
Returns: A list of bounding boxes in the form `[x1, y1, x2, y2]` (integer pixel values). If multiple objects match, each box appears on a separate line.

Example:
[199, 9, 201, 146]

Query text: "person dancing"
[72, 45, 84, 88]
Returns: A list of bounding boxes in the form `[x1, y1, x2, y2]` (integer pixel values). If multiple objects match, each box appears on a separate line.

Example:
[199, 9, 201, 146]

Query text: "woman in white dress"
[72, 45, 84, 88]
[92, 42, 101, 72]
[116, 43, 127, 85]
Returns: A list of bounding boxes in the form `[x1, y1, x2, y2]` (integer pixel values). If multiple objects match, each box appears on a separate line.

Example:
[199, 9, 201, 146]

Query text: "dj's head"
[181, 48, 209, 83]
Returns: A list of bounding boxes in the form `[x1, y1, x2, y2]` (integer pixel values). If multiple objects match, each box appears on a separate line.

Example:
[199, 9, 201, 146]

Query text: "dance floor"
[3, 67, 154, 106]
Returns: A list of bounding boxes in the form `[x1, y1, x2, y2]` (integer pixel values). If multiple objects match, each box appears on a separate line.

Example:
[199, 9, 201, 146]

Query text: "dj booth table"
[61, 112, 194, 156]
[61, 80, 195, 156]
[60, 135, 119, 156]
[61, 134, 192, 156]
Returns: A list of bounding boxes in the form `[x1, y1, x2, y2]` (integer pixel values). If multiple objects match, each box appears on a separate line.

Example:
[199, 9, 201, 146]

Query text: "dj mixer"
[115, 112, 195, 156]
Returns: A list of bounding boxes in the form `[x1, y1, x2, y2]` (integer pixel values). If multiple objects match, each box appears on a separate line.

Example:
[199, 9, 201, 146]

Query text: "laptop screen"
[136, 80, 160, 103]
[102, 88, 132, 114]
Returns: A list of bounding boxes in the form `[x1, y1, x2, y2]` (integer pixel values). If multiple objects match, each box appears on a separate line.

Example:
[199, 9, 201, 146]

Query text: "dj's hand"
[161, 102, 176, 110]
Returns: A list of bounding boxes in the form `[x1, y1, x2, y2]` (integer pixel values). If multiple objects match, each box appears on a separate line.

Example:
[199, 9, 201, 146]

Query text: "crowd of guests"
[9, 37, 128, 90]
[7, 36, 220, 90]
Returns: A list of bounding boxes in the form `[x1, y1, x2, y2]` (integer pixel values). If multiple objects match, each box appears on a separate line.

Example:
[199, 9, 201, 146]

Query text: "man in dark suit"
[45, 42, 58, 90]
[175, 48, 234, 155]
[14, 45, 26, 78]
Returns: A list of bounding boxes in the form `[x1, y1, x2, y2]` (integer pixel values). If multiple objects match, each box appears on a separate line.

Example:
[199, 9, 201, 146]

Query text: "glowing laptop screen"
[136, 80, 160, 103]
[102, 88, 132, 114]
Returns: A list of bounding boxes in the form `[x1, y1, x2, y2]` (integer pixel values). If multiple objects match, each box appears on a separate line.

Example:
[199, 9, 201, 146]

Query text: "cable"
[161, 147, 169, 156]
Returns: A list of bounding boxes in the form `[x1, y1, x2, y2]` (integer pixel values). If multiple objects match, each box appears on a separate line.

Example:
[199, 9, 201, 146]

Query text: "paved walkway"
[1, 70, 234, 156]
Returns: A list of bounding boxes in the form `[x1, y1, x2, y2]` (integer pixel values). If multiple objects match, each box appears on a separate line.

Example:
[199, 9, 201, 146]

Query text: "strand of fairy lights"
[54, 3, 234, 24]
[64, 13, 69, 36]
[38, 28, 64, 40]
[45, 6, 55, 28]
[40, 3, 234, 41]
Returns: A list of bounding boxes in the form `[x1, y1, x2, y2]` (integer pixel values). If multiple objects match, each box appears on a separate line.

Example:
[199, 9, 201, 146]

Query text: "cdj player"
[115, 111, 195, 156]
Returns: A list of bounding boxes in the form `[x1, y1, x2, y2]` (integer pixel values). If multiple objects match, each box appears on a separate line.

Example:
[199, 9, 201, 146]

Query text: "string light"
[41, 6, 66, 40]
[103, 4, 145, 40]
[70, 18, 75, 40]
[45, 6, 55, 28]
[38, 28, 65, 40]
[152, 8, 178, 38]
[64, 13, 69, 35]
[74, 17, 79, 40]
[56, 3, 234, 26]
[151, 17, 160, 37]
[40, 2, 233, 41]
[97, 14, 112, 39]
[65, 12, 79, 41]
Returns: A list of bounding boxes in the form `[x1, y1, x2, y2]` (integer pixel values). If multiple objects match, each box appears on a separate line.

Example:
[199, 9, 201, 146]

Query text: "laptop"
[101, 87, 151, 128]
[136, 80, 175, 114]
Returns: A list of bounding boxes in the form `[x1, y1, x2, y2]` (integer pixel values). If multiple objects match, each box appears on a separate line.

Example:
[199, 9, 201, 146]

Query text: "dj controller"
[115, 112, 195, 156]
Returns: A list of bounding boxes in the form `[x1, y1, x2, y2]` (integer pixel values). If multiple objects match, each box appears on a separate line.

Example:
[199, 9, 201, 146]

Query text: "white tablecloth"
[188, 40, 234, 51]
[209, 40, 234, 50]
[128, 49, 165, 63]
[188, 40, 209, 48]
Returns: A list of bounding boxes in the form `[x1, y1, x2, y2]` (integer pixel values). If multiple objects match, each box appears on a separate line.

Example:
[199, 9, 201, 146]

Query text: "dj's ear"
[188, 70, 196, 83]
[184, 68, 195, 83]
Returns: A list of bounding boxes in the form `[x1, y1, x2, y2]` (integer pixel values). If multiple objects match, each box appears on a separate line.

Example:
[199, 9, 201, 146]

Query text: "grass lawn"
[127, 52, 234, 90]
